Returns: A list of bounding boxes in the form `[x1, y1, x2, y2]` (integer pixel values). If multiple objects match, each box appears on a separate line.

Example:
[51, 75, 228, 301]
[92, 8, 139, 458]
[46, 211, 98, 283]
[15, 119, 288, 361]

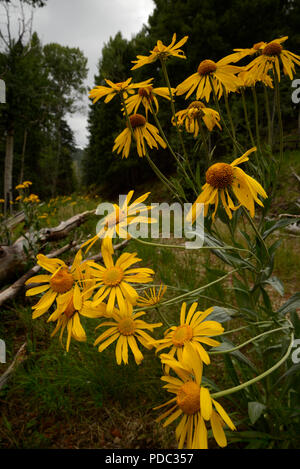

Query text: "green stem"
[153, 267, 241, 307]
[263, 85, 273, 148]
[241, 88, 256, 148]
[120, 92, 135, 140]
[209, 76, 243, 154]
[160, 59, 195, 181]
[251, 86, 262, 155]
[121, 93, 181, 201]
[211, 327, 294, 399]
[144, 149, 181, 203]
[242, 207, 271, 262]
[197, 117, 211, 166]
[210, 325, 291, 355]
[221, 320, 281, 336]
[134, 267, 241, 313]
[155, 306, 171, 328]
[223, 86, 239, 156]
[133, 235, 257, 256]
[149, 101, 198, 197]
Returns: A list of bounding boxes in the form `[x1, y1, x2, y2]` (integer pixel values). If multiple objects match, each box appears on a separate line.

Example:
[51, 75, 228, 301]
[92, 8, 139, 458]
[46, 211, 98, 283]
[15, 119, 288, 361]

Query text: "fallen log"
[0, 241, 77, 307]
[0, 238, 130, 307]
[5, 210, 25, 229]
[0, 342, 27, 391]
[0, 209, 96, 285]
[37, 209, 96, 242]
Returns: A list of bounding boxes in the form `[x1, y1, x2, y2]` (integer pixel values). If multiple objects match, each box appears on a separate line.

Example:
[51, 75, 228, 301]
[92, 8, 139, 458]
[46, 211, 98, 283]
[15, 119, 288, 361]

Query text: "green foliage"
[0, 0, 47, 5]
[83, 32, 168, 196]
[1, 0, 300, 451]
[83, 0, 300, 198]
[0, 25, 88, 200]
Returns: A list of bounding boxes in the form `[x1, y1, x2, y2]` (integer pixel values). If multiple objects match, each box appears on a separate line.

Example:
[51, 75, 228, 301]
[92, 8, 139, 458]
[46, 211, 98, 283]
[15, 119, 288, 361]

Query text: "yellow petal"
[211, 410, 227, 447]
[200, 387, 212, 420]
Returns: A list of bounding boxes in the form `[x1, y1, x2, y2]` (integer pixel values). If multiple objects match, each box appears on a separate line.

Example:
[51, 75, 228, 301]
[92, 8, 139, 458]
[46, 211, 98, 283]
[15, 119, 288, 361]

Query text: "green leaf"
[290, 310, 300, 337]
[268, 239, 283, 257]
[239, 229, 253, 250]
[248, 401, 266, 424]
[262, 218, 298, 239]
[260, 286, 273, 313]
[204, 232, 255, 270]
[262, 276, 284, 296]
[195, 161, 201, 191]
[223, 354, 241, 388]
[233, 276, 252, 309]
[206, 306, 237, 323]
[275, 364, 300, 384]
[214, 338, 258, 372]
[277, 292, 300, 316]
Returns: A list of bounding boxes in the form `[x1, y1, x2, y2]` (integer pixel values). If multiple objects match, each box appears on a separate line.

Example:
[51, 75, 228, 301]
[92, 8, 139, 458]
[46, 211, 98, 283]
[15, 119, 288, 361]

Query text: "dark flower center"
[262, 42, 283, 56]
[197, 60, 217, 76]
[129, 114, 146, 128]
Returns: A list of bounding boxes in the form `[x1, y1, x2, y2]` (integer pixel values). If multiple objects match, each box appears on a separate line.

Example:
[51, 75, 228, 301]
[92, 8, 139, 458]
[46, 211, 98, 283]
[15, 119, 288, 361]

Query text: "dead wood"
[0, 238, 130, 307]
[0, 342, 27, 391]
[0, 209, 95, 285]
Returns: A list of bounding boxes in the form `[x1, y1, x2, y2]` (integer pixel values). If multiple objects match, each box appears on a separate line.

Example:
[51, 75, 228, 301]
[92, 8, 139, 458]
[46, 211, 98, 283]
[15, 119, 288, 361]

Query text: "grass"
[0, 151, 300, 449]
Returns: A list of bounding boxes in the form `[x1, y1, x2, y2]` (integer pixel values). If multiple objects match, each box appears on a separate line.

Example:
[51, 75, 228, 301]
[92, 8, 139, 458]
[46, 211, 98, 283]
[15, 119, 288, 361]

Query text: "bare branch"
[0, 342, 27, 390]
[0, 238, 130, 306]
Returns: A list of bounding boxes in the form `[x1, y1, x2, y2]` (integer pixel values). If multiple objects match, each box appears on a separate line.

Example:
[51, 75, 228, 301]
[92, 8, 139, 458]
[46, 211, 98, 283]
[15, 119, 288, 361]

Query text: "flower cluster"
[87, 33, 300, 222]
[26, 235, 234, 448]
[26, 239, 162, 364]
[26, 32, 299, 450]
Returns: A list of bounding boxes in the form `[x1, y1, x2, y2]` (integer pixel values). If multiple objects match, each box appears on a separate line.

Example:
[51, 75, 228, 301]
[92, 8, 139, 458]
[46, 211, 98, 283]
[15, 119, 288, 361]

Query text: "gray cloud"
[31, 0, 155, 148]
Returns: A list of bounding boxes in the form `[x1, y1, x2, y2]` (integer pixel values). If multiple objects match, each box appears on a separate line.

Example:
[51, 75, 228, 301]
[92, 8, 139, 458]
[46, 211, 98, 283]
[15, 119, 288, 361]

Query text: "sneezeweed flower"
[25, 250, 87, 318]
[245, 36, 300, 82]
[47, 282, 108, 352]
[112, 113, 166, 159]
[172, 101, 222, 136]
[176, 57, 243, 102]
[222, 41, 267, 64]
[131, 33, 188, 70]
[81, 190, 155, 254]
[155, 350, 236, 449]
[187, 147, 268, 223]
[88, 247, 155, 315]
[151, 302, 223, 365]
[125, 81, 174, 117]
[15, 181, 32, 190]
[238, 69, 273, 88]
[23, 193, 40, 204]
[137, 283, 167, 307]
[89, 77, 153, 104]
[94, 302, 162, 365]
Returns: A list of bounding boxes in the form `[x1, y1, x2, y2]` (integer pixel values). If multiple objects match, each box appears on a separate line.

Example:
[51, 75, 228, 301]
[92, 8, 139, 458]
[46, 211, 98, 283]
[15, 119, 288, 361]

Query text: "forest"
[0, 0, 300, 452]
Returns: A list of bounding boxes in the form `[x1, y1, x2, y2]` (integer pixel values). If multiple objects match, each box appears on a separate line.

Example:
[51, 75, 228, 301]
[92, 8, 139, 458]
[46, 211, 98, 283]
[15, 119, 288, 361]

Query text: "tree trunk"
[19, 128, 28, 184]
[4, 127, 14, 216]
[52, 118, 62, 198]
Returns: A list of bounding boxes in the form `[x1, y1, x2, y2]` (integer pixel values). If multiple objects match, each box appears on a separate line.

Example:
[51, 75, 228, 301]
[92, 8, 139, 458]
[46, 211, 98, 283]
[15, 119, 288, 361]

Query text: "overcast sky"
[29, 0, 155, 148]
